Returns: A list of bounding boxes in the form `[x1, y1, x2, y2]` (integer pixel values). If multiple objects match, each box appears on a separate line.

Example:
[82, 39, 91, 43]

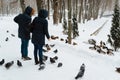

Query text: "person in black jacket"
[14, 6, 35, 60]
[31, 9, 50, 65]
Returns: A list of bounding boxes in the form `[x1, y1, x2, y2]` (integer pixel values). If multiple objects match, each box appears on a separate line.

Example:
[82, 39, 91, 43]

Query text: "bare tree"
[78, 0, 83, 23]
[53, 0, 59, 24]
[20, 0, 26, 13]
[59, 0, 62, 23]
[36, 0, 44, 12]
[47, 0, 50, 19]
[68, 0, 72, 44]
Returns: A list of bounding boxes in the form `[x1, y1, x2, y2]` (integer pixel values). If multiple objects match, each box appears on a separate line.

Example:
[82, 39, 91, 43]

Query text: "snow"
[0, 16, 120, 80]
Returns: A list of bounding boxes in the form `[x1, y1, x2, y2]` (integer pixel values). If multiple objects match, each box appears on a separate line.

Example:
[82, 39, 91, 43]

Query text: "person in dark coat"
[14, 6, 35, 60]
[31, 9, 50, 65]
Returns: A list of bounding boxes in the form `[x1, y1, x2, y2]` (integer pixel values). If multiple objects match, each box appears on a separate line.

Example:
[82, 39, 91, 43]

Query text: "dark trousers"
[21, 39, 29, 57]
[33, 44, 43, 64]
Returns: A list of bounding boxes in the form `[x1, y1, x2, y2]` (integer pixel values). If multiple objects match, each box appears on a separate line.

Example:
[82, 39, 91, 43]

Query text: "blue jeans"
[21, 39, 29, 57]
[33, 44, 43, 63]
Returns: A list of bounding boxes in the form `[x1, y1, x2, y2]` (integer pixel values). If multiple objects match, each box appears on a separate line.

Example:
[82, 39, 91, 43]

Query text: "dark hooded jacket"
[31, 9, 50, 45]
[14, 6, 32, 40]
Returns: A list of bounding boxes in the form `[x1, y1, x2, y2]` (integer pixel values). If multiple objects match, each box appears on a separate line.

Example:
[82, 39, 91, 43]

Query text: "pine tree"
[110, 0, 120, 51]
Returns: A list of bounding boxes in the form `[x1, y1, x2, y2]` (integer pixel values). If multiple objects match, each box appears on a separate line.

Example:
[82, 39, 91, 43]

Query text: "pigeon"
[6, 30, 9, 33]
[73, 42, 77, 45]
[75, 63, 85, 79]
[38, 64, 45, 70]
[11, 34, 15, 37]
[5, 61, 14, 69]
[53, 56, 58, 60]
[5, 37, 9, 41]
[60, 38, 64, 41]
[116, 67, 120, 73]
[47, 47, 51, 51]
[0, 59, 5, 65]
[53, 49, 58, 53]
[17, 60, 22, 67]
[43, 55, 48, 61]
[45, 44, 49, 48]
[65, 39, 68, 43]
[50, 57, 55, 63]
[57, 62, 63, 67]
[50, 44, 55, 47]
[42, 49, 48, 52]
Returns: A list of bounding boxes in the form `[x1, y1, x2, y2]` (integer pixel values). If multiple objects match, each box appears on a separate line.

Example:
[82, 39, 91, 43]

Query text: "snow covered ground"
[0, 16, 120, 80]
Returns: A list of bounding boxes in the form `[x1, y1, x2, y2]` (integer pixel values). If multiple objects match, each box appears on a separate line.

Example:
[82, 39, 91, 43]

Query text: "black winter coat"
[31, 9, 50, 45]
[14, 6, 32, 40]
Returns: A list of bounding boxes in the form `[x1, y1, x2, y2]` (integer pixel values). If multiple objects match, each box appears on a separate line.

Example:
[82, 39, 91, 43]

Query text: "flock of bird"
[0, 31, 84, 79]
[89, 40, 114, 55]
[0, 59, 22, 69]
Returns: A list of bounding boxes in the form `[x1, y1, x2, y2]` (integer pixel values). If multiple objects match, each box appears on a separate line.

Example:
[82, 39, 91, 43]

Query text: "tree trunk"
[36, 0, 44, 12]
[68, 0, 72, 44]
[59, 0, 62, 23]
[53, 0, 59, 24]
[20, 0, 26, 13]
[47, 0, 50, 19]
[78, 0, 83, 23]
[75, 0, 78, 19]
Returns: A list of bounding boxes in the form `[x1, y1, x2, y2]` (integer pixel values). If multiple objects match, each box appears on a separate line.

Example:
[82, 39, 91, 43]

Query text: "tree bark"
[20, 0, 26, 13]
[36, 0, 44, 12]
[53, 0, 59, 24]
[68, 0, 72, 44]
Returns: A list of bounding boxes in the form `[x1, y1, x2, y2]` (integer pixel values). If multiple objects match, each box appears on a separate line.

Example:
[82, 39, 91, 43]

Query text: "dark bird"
[5, 37, 9, 41]
[65, 39, 68, 43]
[51, 35, 56, 40]
[73, 42, 77, 45]
[45, 44, 49, 48]
[47, 47, 51, 51]
[0, 59, 5, 65]
[53, 56, 58, 60]
[50, 57, 55, 63]
[116, 67, 120, 73]
[60, 38, 64, 41]
[6, 30, 9, 33]
[75, 63, 85, 79]
[57, 62, 63, 67]
[42, 49, 48, 52]
[17, 60, 22, 67]
[50, 44, 55, 47]
[89, 45, 96, 50]
[5, 61, 14, 69]
[43, 55, 48, 61]
[51, 35, 59, 40]
[53, 49, 58, 53]
[11, 34, 15, 37]
[38, 64, 45, 70]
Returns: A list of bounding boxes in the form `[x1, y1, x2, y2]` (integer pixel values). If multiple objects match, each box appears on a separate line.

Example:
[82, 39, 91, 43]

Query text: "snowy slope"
[0, 16, 120, 80]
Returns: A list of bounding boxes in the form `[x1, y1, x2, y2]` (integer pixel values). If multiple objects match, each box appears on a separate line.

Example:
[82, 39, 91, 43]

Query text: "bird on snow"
[57, 62, 63, 67]
[116, 67, 120, 73]
[11, 34, 15, 37]
[5, 37, 9, 41]
[50, 57, 55, 63]
[75, 63, 85, 79]
[53, 49, 58, 53]
[43, 55, 48, 61]
[50, 44, 55, 47]
[17, 60, 22, 67]
[5, 61, 14, 69]
[53, 56, 58, 60]
[0, 59, 5, 65]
